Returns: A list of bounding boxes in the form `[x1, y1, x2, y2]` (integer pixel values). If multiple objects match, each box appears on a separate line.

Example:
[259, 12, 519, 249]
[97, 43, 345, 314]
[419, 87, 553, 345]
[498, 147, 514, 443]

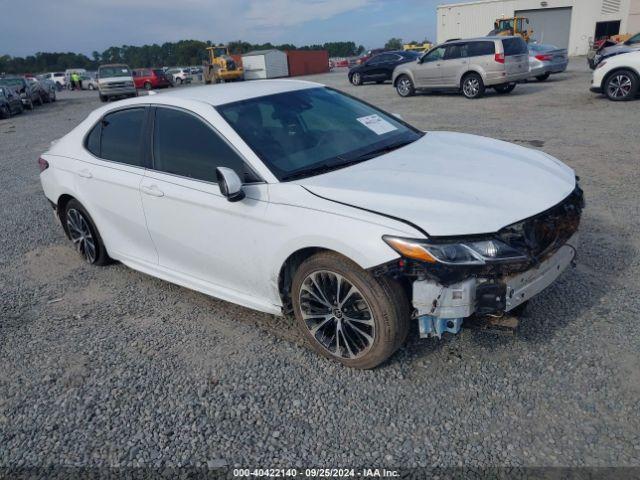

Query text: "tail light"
[38, 157, 49, 172]
[495, 53, 505, 64]
[535, 54, 553, 61]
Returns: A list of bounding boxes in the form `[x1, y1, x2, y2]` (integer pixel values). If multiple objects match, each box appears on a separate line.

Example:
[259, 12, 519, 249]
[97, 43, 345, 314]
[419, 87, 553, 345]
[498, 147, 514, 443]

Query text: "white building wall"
[437, 0, 637, 56]
[264, 51, 289, 78]
[242, 55, 267, 80]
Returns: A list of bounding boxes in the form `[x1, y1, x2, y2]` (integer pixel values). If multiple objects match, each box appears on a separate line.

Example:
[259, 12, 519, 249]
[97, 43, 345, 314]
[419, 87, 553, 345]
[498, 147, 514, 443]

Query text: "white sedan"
[38, 80, 583, 368]
[591, 50, 640, 101]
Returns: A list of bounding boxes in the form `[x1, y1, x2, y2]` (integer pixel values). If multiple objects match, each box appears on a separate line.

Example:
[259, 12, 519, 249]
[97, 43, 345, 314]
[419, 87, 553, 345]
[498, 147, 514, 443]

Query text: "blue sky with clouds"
[0, 0, 463, 57]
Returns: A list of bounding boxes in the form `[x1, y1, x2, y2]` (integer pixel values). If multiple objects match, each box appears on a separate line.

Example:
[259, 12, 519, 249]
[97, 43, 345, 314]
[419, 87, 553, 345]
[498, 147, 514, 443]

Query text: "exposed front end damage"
[373, 186, 584, 339]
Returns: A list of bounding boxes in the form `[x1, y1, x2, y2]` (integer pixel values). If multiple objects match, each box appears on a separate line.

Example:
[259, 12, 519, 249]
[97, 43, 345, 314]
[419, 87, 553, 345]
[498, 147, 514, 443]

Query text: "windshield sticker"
[357, 114, 398, 135]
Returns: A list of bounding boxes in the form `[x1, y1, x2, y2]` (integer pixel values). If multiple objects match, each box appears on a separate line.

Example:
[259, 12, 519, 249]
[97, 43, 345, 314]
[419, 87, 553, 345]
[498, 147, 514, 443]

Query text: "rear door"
[502, 37, 529, 76]
[414, 46, 446, 87]
[440, 43, 469, 87]
[75, 107, 158, 264]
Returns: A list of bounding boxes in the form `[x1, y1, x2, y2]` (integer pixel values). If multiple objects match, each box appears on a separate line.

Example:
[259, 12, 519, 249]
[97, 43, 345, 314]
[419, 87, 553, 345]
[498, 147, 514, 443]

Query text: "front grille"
[498, 186, 584, 261]
[102, 82, 129, 89]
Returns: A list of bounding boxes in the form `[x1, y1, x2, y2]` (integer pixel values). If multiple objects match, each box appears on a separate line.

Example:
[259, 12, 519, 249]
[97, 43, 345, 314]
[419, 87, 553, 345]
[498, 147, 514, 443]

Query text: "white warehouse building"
[437, 0, 640, 56]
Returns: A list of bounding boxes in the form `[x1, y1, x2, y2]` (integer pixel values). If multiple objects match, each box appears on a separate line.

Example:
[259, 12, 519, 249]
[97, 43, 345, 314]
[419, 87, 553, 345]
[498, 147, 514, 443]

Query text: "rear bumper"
[530, 62, 568, 77]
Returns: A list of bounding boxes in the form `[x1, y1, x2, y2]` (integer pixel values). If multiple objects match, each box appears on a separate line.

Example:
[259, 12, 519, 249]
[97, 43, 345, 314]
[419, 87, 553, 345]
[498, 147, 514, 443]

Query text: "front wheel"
[0, 105, 10, 119]
[291, 252, 410, 369]
[461, 73, 485, 99]
[395, 75, 415, 97]
[99, 94, 108, 102]
[63, 199, 111, 266]
[494, 82, 516, 94]
[144, 82, 152, 90]
[350, 72, 362, 86]
[605, 69, 639, 101]
[536, 73, 551, 82]
[88, 84, 95, 90]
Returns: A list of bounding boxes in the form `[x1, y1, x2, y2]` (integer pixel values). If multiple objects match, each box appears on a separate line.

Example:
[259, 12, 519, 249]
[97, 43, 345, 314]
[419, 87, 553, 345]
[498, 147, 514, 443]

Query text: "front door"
[414, 46, 446, 87]
[139, 106, 270, 299]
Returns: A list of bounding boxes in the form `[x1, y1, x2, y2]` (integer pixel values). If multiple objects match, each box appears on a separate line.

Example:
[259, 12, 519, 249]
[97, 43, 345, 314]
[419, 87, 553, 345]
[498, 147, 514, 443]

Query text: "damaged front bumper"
[412, 235, 577, 338]
[373, 186, 584, 339]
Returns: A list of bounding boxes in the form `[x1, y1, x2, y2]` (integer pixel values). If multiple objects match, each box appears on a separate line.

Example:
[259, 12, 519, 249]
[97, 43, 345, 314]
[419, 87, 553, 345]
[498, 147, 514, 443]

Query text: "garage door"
[515, 7, 573, 49]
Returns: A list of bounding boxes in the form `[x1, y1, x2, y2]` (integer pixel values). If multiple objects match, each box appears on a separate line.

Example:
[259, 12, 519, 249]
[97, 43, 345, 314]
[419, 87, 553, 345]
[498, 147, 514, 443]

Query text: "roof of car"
[159, 79, 322, 106]
[447, 36, 520, 43]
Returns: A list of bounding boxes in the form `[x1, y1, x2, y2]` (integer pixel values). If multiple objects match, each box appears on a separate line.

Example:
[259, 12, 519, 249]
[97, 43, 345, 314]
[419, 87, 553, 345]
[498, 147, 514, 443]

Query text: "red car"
[132, 68, 171, 90]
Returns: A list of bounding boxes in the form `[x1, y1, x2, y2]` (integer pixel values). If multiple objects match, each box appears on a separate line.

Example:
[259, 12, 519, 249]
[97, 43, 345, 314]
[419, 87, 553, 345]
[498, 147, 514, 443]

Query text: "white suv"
[591, 50, 640, 101]
[38, 80, 583, 369]
[166, 67, 192, 85]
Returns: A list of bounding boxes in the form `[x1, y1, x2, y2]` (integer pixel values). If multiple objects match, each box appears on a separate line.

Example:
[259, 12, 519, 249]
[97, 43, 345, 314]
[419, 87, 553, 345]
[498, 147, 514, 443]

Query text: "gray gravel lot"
[1, 59, 639, 470]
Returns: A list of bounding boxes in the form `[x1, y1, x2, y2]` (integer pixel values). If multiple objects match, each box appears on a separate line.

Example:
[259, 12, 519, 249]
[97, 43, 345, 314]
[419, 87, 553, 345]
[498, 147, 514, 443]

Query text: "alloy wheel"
[351, 73, 361, 86]
[463, 77, 480, 98]
[397, 77, 412, 96]
[298, 270, 375, 360]
[66, 208, 97, 263]
[608, 74, 633, 99]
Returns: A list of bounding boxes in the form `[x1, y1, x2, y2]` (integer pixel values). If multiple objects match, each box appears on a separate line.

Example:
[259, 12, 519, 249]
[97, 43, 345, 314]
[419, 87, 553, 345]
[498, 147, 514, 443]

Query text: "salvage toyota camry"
[38, 80, 583, 369]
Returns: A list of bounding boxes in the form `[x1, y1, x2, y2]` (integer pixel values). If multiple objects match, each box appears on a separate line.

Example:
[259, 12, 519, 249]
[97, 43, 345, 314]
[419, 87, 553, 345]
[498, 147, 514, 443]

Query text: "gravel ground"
[1, 59, 639, 471]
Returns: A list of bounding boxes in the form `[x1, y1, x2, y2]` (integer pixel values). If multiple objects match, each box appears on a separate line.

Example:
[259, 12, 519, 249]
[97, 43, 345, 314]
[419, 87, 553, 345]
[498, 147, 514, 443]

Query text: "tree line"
[0, 40, 367, 74]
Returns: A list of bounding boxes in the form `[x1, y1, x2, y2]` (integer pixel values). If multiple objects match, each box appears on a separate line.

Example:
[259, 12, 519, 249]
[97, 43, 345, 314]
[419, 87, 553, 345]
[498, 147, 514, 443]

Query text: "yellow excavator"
[490, 16, 533, 43]
[203, 46, 244, 84]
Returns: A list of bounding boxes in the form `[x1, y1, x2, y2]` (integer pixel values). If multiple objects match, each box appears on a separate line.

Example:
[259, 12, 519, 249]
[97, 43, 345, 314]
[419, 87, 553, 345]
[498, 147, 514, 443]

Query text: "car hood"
[294, 132, 576, 237]
[600, 44, 634, 56]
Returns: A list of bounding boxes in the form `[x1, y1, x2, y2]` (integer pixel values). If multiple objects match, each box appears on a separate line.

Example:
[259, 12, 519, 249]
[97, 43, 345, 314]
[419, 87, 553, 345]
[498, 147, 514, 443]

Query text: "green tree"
[384, 38, 403, 50]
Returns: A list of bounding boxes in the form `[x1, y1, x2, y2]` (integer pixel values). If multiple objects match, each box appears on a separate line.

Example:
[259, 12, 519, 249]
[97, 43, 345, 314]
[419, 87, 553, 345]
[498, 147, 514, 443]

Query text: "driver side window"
[422, 47, 446, 63]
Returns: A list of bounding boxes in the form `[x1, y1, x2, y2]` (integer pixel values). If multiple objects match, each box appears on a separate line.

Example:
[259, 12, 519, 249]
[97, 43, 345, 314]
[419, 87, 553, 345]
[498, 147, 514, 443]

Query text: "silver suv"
[393, 36, 530, 99]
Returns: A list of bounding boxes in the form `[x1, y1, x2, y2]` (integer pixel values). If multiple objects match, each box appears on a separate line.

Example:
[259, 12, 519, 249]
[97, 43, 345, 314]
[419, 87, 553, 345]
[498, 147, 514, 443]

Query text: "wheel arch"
[601, 66, 640, 90]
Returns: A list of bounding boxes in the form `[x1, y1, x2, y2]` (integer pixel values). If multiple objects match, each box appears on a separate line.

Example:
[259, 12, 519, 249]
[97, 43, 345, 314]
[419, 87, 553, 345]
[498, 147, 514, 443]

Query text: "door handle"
[77, 169, 92, 179]
[141, 185, 164, 197]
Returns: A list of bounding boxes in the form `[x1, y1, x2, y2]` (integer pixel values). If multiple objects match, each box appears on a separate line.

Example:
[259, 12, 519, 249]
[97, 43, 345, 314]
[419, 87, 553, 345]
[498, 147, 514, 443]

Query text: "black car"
[0, 77, 41, 110]
[0, 86, 24, 118]
[349, 50, 421, 86]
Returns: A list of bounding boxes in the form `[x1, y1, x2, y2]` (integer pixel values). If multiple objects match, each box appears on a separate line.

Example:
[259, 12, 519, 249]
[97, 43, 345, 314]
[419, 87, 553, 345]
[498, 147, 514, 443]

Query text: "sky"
[0, 0, 463, 57]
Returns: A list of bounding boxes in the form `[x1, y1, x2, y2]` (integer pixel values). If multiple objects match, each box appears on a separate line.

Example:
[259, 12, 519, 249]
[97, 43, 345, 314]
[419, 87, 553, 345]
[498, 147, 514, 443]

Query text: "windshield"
[217, 87, 423, 181]
[98, 66, 132, 78]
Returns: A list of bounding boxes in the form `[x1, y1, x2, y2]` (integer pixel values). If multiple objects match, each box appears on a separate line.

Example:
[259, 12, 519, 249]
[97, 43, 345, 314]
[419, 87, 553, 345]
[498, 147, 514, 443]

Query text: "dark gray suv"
[393, 36, 530, 99]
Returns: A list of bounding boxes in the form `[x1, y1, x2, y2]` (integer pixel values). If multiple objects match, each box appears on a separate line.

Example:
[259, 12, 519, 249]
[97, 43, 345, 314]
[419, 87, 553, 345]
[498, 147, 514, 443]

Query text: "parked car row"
[348, 36, 568, 100]
[0, 76, 58, 118]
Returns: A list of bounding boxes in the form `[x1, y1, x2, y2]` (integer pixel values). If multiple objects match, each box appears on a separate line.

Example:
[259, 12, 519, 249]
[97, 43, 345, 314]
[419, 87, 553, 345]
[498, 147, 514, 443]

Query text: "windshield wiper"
[281, 158, 368, 181]
[338, 138, 415, 163]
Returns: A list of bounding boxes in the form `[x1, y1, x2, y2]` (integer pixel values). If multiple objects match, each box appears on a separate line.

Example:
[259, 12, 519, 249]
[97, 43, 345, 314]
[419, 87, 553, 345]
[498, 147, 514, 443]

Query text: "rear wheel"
[26, 99, 34, 110]
[63, 200, 110, 266]
[461, 73, 485, 99]
[291, 252, 410, 369]
[99, 94, 108, 102]
[494, 82, 516, 94]
[88, 84, 95, 90]
[605, 69, 639, 101]
[395, 75, 415, 97]
[350, 72, 362, 86]
[536, 73, 551, 82]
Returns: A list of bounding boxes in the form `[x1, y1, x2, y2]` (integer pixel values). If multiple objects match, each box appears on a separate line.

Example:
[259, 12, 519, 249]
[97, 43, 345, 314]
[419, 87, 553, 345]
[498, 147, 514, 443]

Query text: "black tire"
[26, 99, 34, 110]
[536, 73, 551, 82]
[177, 78, 183, 85]
[99, 94, 108, 102]
[291, 251, 410, 369]
[51, 91, 56, 102]
[0, 105, 10, 119]
[144, 81, 152, 90]
[350, 72, 363, 86]
[395, 74, 415, 97]
[494, 82, 517, 94]
[461, 73, 485, 99]
[63, 199, 111, 266]
[604, 69, 639, 101]
[35, 95, 43, 106]
[16, 102, 23, 114]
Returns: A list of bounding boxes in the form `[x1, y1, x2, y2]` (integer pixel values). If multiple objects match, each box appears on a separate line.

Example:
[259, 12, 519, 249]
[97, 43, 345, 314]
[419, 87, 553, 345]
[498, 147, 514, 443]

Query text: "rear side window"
[502, 38, 528, 56]
[468, 42, 496, 57]
[444, 43, 468, 60]
[87, 108, 146, 166]
[152, 107, 257, 183]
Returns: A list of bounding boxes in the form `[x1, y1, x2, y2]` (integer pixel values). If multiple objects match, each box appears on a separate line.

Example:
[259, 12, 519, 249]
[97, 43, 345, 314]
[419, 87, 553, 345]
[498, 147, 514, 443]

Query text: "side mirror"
[216, 167, 245, 202]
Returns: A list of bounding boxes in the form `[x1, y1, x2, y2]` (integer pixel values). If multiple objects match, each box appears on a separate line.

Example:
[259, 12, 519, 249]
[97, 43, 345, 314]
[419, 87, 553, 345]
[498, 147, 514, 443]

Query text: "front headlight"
[383, 236, 528, 265]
